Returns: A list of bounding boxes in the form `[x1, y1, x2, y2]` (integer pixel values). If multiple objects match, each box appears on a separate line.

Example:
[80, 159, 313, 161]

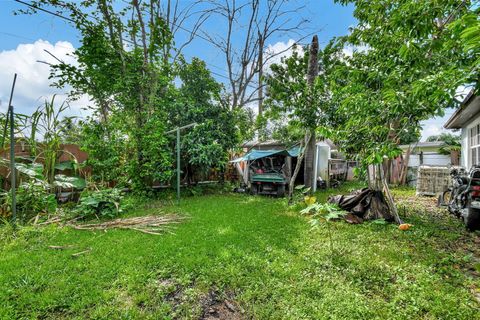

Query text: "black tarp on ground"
[328, 188, 394, 222]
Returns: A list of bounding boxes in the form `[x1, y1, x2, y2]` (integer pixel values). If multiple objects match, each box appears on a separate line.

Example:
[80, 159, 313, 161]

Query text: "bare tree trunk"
[288, 132, 312, 204]
[451, 150, 460, 166]
[205, 0, 309, 109]
[303, 35, 319, 191]
[367, 163, 402, 224]
[258, 33, 264, 116]
[399, 146, 411, 185]
[304, 131, 316, 190]
[380, 164, 403, 224]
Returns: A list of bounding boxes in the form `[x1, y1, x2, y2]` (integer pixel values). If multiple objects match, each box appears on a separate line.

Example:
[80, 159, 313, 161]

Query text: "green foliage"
[9, 161, 86, 191]
[300, 202, 347, 221]
[263, 43, 343, 139]
[23, 2, 241, 189]
[329, 0, 475, 168]
[78, 117, 126, 185]
[31, 95, 76, 184]
[0, 181, 56, 223]
[23, 1, 176, 191]
[426, 132, 460, 143]
[0, 156, 85, 224]
[53, 174, 86, 190]
[168, 58, 239, 181]
[300, 201, 347, 255]
[449, 5, 480, 90]
[74, 188, 126, 219]
[426, 133, 461, 155]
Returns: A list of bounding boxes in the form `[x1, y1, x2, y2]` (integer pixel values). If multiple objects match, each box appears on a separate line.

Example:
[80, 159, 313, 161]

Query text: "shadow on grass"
[0, 193, 305, 319]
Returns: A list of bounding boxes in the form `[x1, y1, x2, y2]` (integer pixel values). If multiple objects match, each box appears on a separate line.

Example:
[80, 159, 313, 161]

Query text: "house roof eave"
[444, 90, 479, 129]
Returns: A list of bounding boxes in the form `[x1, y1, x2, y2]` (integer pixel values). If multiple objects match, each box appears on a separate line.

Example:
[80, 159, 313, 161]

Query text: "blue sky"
[0, 0, 455, 140]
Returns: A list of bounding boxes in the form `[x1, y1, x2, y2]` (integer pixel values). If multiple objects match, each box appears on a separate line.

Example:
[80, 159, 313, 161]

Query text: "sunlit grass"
[0, 186, 478, 319]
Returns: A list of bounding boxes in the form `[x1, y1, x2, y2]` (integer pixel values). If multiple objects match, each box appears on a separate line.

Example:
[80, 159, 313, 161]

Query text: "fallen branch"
[48, 245, 76, 250]
[37, 216, 63, 226]
[71, 248, 92, 257]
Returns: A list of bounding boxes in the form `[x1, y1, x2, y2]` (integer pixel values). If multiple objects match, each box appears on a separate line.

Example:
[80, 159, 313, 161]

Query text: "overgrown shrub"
[0, 181, 57, 223]
[74, 188, 127, 219]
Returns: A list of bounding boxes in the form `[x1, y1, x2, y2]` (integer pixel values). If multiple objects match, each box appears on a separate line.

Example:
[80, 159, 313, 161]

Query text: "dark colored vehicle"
[249, 156, 287, 197]
[440, 166, 480, 231]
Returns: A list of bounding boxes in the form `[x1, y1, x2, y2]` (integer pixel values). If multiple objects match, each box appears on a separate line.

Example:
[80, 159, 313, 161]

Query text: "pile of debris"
[328, 188, 394, 224]
[71, 214, 187, 235]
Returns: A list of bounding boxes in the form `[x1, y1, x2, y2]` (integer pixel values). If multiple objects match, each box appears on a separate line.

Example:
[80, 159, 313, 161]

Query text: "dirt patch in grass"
[151, 277, 245, 319]
[395, 193, 446, 217]
[200, 290, 244, 320]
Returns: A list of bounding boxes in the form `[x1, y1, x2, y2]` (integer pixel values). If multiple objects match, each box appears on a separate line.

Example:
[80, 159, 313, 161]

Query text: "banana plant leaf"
[55, 161, 76, 171]
[53, 174, 86, 190]
[15, 162, 45, 180]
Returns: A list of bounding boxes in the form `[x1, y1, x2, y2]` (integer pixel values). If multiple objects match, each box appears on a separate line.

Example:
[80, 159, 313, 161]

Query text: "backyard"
[1, 184, 479, 319]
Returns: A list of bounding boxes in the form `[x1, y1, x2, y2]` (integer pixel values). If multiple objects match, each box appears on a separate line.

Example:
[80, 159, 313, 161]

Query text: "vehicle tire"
[465, 207, 480, 231]
[251, 184, 258, 195]
[439, 189, 452, 207]
[441, 189, 459, 216]
[277, 184, 286, 197]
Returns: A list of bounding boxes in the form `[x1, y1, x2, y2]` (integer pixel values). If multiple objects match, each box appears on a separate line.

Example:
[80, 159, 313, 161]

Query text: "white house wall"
[408, 153, 451, 167]
[461, 114, 480, 169]
[461, 127, 468, 168]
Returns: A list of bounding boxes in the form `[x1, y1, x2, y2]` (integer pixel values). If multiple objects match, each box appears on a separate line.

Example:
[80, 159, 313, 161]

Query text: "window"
[471, 125, 480, 166]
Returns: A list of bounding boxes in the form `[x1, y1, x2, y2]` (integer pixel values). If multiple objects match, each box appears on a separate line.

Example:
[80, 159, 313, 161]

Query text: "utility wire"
[0, 31, 76, 51]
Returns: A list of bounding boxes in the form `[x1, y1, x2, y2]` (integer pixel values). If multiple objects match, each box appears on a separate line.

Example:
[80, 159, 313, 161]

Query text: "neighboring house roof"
[444, 90, 480, 129]
[399, 141, 444, 150]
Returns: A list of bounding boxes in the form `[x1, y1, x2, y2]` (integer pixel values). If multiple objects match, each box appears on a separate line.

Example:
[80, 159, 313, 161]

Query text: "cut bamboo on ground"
[70, 214, 187, 235]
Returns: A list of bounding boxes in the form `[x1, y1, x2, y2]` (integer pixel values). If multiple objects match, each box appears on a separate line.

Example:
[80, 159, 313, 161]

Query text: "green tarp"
[230, 146, 302, 163]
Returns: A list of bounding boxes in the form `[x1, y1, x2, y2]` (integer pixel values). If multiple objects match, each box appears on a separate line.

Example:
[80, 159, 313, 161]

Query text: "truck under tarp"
[231, 147, 300, 193]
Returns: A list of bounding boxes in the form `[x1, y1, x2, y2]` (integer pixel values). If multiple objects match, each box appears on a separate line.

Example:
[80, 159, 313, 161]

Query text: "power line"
[0, 31, 76, 51]
[14, 0, 75, 23]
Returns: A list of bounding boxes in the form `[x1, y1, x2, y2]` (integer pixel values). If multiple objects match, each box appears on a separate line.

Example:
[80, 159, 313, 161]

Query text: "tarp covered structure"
[230, 147, 301, 163]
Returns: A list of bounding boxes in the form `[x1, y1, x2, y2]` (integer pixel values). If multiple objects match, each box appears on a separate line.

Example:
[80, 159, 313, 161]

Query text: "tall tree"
[21, 0, 177, 190]
[264, 40, 343, 202]
[204, 0, 309, 110]
[169, 58, 239, 183]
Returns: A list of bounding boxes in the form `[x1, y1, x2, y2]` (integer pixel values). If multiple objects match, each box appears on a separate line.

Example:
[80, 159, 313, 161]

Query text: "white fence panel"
[408, 153, 450, 167]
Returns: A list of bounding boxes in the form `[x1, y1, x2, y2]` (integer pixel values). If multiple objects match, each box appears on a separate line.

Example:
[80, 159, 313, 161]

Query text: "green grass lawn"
[1, 186, 479, 319]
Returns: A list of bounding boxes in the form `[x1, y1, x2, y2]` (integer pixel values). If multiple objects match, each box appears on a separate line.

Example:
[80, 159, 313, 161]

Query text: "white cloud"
[420, 110, 460, 141]
[342, 44, 369, 58]
[421, 123, 445, 140]
[0, 39, 91, 119]
[264, 39, 304, 72]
